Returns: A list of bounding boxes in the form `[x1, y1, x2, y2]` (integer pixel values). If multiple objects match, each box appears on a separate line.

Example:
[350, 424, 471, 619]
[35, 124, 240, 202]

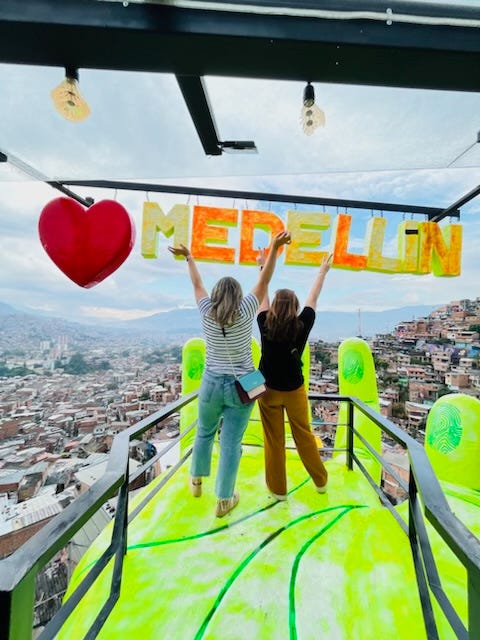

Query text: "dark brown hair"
[264, 289, 302, 341]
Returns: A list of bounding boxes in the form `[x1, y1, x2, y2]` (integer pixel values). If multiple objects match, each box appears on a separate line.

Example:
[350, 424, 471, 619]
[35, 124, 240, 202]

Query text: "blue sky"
[0, 63, 479, 322]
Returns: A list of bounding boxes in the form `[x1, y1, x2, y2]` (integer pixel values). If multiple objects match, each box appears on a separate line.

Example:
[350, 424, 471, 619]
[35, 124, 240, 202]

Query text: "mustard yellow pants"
[258, 385, 328, 496]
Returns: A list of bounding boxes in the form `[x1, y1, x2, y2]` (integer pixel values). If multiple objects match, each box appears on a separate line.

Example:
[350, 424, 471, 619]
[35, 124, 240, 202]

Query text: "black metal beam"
[176, 75, 222, 156]
[431, 183, 480, 223]
[0, 149, 94, 208]
[60, 178, 458, 218]
[0, 0, 480, 92]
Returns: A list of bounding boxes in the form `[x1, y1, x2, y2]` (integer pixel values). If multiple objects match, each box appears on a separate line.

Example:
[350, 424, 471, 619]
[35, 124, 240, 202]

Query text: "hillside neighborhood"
[1, 297, 480, 628]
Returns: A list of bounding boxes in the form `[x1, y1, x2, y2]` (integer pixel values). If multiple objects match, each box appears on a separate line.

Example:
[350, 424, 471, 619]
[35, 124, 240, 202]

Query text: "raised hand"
[256, 247, 266, 269]
[168, 244, 191, 260]
[271, 230, 292, 250]
[319, 253, 333, 273]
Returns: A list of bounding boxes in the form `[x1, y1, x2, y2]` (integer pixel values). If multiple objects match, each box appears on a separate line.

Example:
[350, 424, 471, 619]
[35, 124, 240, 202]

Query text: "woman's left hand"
[256, 247, 266, 269]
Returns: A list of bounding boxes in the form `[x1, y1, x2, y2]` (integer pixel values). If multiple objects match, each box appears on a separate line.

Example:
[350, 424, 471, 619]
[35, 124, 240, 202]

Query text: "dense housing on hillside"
[1, 297, 480, 626]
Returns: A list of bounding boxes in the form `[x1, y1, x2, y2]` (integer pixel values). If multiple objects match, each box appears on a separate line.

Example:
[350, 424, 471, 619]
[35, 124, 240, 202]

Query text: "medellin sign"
[141, 202, 462, 277]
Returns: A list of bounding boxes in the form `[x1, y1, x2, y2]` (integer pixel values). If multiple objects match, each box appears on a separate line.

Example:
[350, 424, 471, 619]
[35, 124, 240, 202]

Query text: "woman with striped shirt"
[168, 230, 291, 517]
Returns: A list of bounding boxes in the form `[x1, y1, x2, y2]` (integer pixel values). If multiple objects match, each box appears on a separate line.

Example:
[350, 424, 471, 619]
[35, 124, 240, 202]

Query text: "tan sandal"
[190, 477, 202, 497]
[215, 492, 239, 517]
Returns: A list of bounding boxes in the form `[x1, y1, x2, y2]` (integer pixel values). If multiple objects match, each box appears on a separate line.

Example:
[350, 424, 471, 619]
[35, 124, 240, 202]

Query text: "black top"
[257, 307, 315, 391]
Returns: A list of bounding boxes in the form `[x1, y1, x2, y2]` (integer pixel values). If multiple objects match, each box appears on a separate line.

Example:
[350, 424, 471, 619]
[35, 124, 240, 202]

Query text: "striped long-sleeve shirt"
[198, 293, 259, 375]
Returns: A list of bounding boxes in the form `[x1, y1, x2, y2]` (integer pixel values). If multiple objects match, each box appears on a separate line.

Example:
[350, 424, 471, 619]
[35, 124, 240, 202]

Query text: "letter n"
[418, 222, 462, 277]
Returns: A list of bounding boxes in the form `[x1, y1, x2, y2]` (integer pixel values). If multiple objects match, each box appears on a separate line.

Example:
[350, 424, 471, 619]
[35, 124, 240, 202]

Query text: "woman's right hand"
[271, 230, 292, 250]
[319, 253, 333, 273]
[252, 230, 290, 303]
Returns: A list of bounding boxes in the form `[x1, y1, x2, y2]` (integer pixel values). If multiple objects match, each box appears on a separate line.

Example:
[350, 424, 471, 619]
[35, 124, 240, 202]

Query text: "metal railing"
[310, 393, 480, 640]
[0, 391, 479, 640]
[0, 391, 198, 640]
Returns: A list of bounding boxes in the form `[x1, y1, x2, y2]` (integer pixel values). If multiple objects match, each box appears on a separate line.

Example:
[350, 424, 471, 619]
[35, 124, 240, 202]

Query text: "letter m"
[141, 202, 190, 258]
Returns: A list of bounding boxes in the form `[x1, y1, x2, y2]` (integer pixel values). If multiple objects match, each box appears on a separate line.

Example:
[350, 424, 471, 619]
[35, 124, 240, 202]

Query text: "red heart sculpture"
[38, 197, 136, 288]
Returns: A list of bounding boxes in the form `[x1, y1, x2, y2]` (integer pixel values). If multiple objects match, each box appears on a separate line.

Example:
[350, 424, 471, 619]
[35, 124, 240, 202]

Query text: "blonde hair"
[209, 277, 243, 327]
[265, 289, 302, 341]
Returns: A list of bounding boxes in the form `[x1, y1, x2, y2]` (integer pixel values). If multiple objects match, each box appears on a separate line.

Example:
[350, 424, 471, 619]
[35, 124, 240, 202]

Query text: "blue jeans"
[191, 370, 254, 499]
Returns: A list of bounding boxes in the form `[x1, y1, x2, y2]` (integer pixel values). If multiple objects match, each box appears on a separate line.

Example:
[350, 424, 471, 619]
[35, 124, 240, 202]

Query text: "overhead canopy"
[1, 0, 480, 91]
[0, 1, 479, 198]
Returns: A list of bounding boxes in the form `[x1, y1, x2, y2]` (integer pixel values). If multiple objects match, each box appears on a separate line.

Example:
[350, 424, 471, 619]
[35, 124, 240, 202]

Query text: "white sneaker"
[316, 482, 328, 494]
[270, 492, 288, 501]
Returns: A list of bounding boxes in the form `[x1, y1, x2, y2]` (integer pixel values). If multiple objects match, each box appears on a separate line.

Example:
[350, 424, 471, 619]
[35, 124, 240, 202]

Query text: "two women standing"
[169, 233, 330, 516]
[168, 230, 291, 517]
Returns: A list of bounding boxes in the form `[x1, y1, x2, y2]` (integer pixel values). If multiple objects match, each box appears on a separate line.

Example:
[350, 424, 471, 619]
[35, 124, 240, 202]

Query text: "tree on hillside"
[436, 384, 451, 399]
[168, 345, 182, 361]
[64, 353, 90, 375]
[143, 350, 164, 364]
[0, 363, 35, 377]
[373, 356, 389, 370]
[391, 403, 406, 418]
[399, 386, 409, 403]
[312, 342, 331, 367]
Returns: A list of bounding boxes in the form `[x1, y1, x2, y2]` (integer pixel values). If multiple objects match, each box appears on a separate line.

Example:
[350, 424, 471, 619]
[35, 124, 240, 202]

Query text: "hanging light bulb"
[51, 67, 90, 122]
[300, 82, 325, 136]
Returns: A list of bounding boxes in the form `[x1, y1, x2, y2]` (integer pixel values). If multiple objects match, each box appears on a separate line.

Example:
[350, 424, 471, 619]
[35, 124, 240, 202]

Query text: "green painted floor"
[59, 439, 442, 640]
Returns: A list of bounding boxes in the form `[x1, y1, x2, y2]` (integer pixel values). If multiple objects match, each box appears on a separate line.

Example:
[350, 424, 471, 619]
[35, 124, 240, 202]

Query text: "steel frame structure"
[1, 0, 479, 216]
[1, 1, 480, 91]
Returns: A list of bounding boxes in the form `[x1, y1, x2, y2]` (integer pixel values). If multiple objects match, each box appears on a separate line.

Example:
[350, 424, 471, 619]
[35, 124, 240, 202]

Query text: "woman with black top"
[256, 253, 332, 500]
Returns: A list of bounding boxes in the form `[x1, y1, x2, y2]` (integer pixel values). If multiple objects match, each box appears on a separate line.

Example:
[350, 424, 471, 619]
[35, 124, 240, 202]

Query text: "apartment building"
[431, 351, 452, 373]
[444, 371, 470, 391]
[405, 401, 430, 431]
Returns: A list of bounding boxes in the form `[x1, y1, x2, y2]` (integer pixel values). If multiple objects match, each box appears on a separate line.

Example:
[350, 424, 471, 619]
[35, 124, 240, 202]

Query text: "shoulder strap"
[222, 328, 238, 379]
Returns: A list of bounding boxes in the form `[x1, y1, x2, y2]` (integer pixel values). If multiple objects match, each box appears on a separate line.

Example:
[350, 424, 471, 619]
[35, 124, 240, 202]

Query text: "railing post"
[469, 571, 480, 639]
[1, 570, 36, 640]
[122, 460, 129, 558]
[346, 401, 354, 470]
[408, 471, 417, 542]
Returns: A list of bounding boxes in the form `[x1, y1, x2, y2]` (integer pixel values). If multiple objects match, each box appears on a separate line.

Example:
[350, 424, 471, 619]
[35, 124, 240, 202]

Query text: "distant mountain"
[311, 305, 437, 342]
[0, 301, 439, 347]
[0, 301, 17, 315]
[125, 304, 438, 343]
[126, 308, 201, 333]
[0, 304, 137, 351]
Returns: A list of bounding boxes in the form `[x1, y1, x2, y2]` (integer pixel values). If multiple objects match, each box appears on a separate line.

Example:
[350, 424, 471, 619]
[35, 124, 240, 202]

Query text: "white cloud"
[79, 306, 166, 320]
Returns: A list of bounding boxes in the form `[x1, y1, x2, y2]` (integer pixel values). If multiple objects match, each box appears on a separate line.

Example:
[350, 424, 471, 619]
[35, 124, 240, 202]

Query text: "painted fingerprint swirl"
[427, 404, 463, 454]
[186, 350, 204, 380]
[342, 349, 365, 384]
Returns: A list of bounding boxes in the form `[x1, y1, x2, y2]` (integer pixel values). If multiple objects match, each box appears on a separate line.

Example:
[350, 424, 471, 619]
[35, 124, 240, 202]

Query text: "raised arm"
[304, 253, 332, 310]
[251, 230, 291, 305]
[167, 244, 208, 303]
[255, 247, 270, 313]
